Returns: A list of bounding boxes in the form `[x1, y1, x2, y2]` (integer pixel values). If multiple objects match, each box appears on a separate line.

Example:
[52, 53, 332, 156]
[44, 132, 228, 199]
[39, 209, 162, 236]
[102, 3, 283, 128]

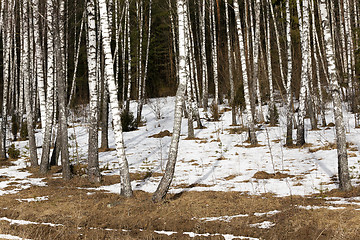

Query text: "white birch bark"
[98, 0, 133, 197]
[320, 0, 351, 191]
[22, 0, 38, 167]
[285, 0, 294, 146]
[296, 0, 310, 146]
[234, 0, 257, 145]
[40, 0, 55, 174]
[87, 0, 101, 183]
[224, 0, 236, 126]
[0, 0, 11, 159]
[210, 0, 219, 106]
[253, 0, 264, 123]
[200, 0, 208, 110]
[137, 0, 152, 125]
[153, 0, 187, 202]
[266, 1, 275, 126]
[125, 0, 132, 111]
[33, 0, 46, 132]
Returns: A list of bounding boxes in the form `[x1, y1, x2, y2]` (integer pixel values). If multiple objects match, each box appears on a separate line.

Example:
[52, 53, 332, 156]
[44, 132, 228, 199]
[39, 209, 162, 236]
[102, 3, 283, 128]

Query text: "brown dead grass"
[253, 171, 295, 179]
[1, 181, 360, 240]
[234, 144, 266, 148]
[0, 159, 16, 167]
[149, 130, 172, 138]
[309, 142, 357, 153]
[225, 127, 247, 134]
[98, 147, 116, 152]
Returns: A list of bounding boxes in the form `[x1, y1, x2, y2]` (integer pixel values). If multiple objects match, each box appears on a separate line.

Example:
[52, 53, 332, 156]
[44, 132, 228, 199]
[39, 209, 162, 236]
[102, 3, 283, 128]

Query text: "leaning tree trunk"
[152, 0, 188, 202]
[98, 0, 133, 197]
[234, 0, 257, 145]
[320, 0, 351, 191]
[86, 0, 101, 183]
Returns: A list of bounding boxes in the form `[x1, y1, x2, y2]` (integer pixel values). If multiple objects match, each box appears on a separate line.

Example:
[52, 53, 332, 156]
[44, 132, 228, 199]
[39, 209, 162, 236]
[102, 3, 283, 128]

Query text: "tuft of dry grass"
[253, 171, 295, 179]
[149, 130, 172, 138]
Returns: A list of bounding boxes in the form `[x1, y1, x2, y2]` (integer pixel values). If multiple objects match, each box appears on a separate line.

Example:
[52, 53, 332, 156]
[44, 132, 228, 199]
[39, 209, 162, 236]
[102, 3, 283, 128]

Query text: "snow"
[193, 213, 249, 222]
[0, 234, 31, 240]
[253, 210, 280, 217]
[249, 221, 275, 229]
[0, 217, 63, 227]
[297, 205, 346, 210]
[16, 196, 49, 202]
[5, 97, 360, 198]
[183, 231, 259, 240]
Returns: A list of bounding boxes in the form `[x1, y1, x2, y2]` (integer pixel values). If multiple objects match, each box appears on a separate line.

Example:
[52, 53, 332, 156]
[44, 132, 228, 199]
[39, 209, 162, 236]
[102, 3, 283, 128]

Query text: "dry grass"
[1, 179, 360, 239]
[98, 147, 116, 152]
[253, 171, 295, 179]
[149, 130, 172, 138]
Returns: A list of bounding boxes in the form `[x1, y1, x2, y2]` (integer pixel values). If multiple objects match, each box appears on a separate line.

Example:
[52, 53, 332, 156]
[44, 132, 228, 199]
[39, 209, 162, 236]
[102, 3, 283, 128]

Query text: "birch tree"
[40, 0, 55, 173]
[153, 0, 188, 202]
[22, 0, 38, 167]
[296, 0, 310, 146]
[234, 0, 257, 145]
[224, 0, 236, 126]
[320, 0, 351, 191]
[98, 0, 133, 197]
[86, 0, 101, 183]
[285, 0, 294, 146]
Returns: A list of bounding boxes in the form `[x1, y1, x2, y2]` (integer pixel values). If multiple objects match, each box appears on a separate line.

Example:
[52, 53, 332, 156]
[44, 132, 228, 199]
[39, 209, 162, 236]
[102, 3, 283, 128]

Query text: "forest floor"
[1, 97, 360, 239]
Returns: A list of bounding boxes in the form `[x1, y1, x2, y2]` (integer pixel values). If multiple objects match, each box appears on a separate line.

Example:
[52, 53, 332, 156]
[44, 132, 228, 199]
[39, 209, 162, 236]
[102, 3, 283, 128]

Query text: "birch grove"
[0, 0, 358, 199]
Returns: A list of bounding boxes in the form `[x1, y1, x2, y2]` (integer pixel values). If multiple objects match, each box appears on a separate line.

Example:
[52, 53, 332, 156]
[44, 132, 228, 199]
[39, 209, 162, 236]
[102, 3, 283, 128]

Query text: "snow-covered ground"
[7, 97, 360, 197]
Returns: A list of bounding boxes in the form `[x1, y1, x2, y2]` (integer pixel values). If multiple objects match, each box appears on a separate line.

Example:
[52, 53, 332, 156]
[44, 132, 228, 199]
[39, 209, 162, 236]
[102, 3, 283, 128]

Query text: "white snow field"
[6, 97, 360, 198]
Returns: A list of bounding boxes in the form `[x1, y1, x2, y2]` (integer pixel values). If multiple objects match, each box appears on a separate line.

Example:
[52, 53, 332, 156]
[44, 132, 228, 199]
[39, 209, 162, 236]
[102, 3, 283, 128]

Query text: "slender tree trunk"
[40, 0, 55, 174]
[320, 0, 351, 191]
[296, 0, 310, 146]
[234, 0, 257, 145]
[210, 0, 219, 106]
[22, 0, 38, 167]
[86, 0, 101, 183]
[285, 0, 294, 146]
[56, 0, 71, 180]
[200, 0, 208, 111]
[98, 0, 133, 197]
[152, 0, 188, 202]
[224, 0, 236, 126]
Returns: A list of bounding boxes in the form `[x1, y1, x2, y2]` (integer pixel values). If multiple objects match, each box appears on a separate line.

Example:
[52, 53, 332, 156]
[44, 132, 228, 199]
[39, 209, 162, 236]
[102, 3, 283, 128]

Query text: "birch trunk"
[320, 0, 351, 191]
[33, 0, 46, 131]
[210, 0, 219, 106]
[234, 0, 257, 145]
[87, 0, 101, 183]
[285, 0, 294, 146]
[224, 0, 236, 126]
[22, 0, 38, 167]
[125, 0, 132, 111]
[98, 0, 133, 197]
[253, 0, 264, 123]
[0, 0, 11, 159]
[200, 0, 208, 111]
[153, 0, 187, 202]
[266, 1, 276, 126]
[56, 0, 71, 180]
[296, 0, 310, 146]
[136, 0, 152, 126]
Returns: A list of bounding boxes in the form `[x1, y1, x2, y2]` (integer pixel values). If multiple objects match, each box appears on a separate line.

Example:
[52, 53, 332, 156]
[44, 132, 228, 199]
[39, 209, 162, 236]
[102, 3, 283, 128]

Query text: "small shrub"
[8, 144, 20, 159]
[20, 121, 28, 140]
[121, 110, 137, 132]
